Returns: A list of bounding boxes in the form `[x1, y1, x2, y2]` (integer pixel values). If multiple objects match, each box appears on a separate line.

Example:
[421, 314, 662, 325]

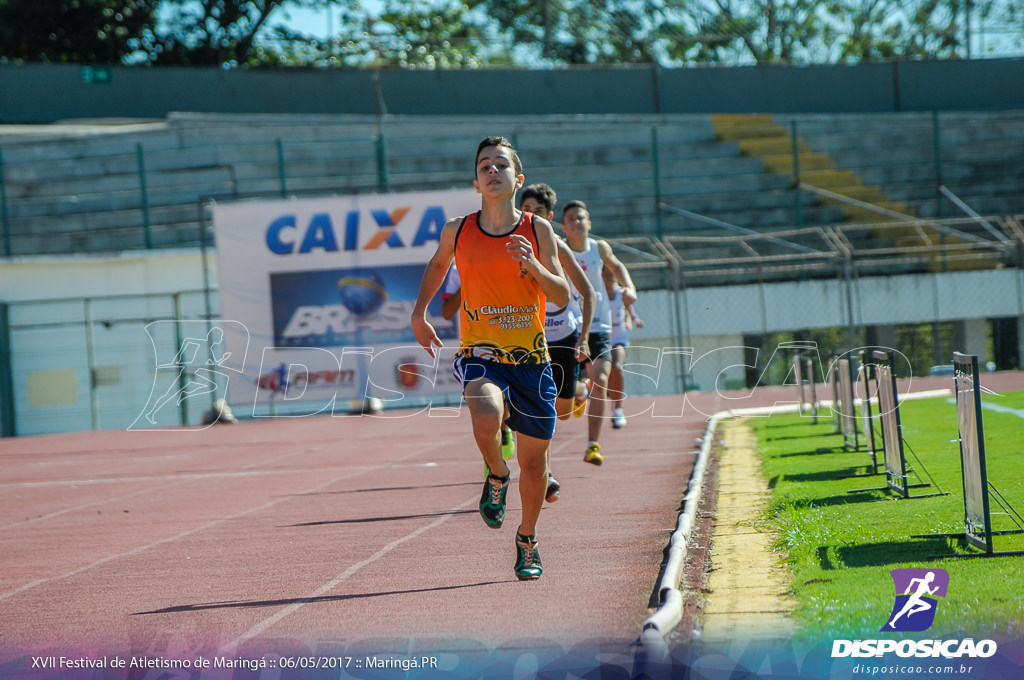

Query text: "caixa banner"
[212, 189, 479, 410]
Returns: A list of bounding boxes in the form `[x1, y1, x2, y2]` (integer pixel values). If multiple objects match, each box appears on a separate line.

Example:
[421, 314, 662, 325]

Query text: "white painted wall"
[2, 250, 217, 435]
[0, 249, 215, 302]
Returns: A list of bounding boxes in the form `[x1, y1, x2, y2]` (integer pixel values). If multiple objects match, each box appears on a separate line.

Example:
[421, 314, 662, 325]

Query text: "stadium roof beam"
[939, 185, 1011, 243]
[800, 182, 1000, 248]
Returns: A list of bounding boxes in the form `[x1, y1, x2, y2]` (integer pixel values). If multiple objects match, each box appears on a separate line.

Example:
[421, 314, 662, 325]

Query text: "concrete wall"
[4, 59, 1024, 123]
[628, 267, 1024, 390]
[1, 251, 216, 435]
[0, 249, 214, 302]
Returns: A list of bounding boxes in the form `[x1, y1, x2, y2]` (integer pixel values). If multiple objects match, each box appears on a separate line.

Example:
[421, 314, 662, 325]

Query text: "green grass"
[986, 389, 1024, 411]
[748, 390, 1024, 643]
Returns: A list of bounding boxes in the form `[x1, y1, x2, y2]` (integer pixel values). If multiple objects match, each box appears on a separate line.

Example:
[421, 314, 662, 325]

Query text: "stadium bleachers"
[0, 111, 1022, 260]
[779, 112, 1024, 219]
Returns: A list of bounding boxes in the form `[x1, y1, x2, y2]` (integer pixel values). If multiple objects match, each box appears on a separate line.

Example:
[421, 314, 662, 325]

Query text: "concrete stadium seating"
[0, 111, 1021, 259]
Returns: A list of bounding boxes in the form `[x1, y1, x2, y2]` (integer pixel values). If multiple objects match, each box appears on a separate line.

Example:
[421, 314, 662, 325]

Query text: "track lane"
[14, 381, 975, 665]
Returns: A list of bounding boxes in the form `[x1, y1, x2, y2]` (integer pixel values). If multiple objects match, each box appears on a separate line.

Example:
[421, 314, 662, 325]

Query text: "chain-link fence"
[1, 291, 217, 436]
[2, 214, 1021, 437]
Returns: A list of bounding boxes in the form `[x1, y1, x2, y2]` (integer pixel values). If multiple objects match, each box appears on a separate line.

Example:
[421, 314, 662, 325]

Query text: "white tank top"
[573, 237, 611, 333]
[544, 237, 583, 342]
[609, 288, 628, 346]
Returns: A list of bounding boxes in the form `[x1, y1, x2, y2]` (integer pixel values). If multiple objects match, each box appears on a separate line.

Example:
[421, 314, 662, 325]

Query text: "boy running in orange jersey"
[440, 263, 517, 465]
[412, 137, 569, 581]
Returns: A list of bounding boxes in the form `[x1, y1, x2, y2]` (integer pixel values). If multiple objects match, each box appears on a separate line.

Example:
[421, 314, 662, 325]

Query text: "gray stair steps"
[1, 111, 1021, 258]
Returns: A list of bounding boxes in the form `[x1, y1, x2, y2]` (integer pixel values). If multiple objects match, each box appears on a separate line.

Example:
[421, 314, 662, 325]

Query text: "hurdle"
[848, 350, 945, 499]
[858, 349, 880, 475]
[793, 350, 818, 424]
[806, 354, 819, 425]
[793, 351, 807, 413]
[828, 351, 841, 434]
[835, 353, 859, 452]
[913, 353, 1024, 557]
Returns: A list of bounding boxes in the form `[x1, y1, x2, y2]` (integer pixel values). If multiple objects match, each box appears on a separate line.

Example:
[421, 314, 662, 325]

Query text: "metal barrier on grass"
[914, 352, 1024, 558]
[849, 350, 946, 499]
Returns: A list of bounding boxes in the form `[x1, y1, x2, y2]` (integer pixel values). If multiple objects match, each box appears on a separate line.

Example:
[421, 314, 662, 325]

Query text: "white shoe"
[612, 407, 626, 429]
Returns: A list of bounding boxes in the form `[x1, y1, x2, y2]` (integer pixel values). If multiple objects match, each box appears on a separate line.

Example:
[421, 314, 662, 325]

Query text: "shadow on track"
[133, 581, 508, 615]
[284, 508, 479, 526]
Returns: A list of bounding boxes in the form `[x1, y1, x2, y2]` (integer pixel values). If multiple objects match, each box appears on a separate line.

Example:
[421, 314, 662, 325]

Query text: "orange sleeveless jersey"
[453, 211, 550, 364]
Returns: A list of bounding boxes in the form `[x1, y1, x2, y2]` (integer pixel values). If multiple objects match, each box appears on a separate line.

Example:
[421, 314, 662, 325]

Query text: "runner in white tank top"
[572, 237, 613, 333]
[560, 200, 638, 467]
[604, 268, 644, 429]
[522, 184, 596, 504]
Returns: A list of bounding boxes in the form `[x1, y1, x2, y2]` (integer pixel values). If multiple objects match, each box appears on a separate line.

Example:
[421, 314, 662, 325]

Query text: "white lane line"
[0, 466, 383, 489]
[979, 401, 1024, 419]
[0, 447, 316, 531]
[225, 494, 479, 651]
[0, 465, 395, 603]
[0, 439, 461, 601]
[945, 397, 1024, 419]
[0, 482, 186, 531]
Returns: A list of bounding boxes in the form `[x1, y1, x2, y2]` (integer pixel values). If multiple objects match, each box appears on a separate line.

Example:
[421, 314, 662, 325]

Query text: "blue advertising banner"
[212, 189, 478, 411]
[269, 264, 457, 348]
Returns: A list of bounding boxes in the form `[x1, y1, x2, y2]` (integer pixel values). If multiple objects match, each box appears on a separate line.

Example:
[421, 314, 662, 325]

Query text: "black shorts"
[581, 331, 612, 366]
[547, 331, 581, 400]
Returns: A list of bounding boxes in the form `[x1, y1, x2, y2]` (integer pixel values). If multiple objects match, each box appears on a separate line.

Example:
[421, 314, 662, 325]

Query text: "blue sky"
[271, 5, 343, 39]
[268, 2, 384, 39]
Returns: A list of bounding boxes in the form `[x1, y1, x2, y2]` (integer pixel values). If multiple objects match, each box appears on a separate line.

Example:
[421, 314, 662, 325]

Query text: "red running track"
[1, 375, 1017, 675]
[0, 393, 727, 663]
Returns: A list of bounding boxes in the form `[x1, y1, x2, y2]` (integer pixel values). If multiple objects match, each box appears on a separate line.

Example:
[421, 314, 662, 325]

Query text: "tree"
[0, 0, 155, 64]
[973, 0, 1024, 56]
[141, 0, 339, 66]
[653, 0, 1024, 64]
[669, 0, 835, 65]
[464, 0, 685, 65]
[833, 0, 967, 61]
[2, 0, 1021, 68]
[180, 0, 1021, 68]
[357, 1, 494, 68]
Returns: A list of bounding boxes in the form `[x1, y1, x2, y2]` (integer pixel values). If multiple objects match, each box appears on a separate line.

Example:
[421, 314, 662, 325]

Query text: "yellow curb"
[701, 418, 798, 644]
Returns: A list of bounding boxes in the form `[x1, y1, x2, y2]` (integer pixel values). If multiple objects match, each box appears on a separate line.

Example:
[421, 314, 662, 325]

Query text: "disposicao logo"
[831, 568, 998, 659]
[881, 568, 949, 632]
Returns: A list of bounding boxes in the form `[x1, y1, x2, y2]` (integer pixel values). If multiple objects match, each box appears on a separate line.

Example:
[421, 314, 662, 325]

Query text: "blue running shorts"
[453, 356, 557, 441]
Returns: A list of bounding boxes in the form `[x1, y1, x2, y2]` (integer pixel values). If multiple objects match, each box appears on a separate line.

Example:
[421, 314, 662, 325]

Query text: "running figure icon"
[142, 327, 231, 424]
[881, 568, 949, 632]
[887, 571, 938, 628]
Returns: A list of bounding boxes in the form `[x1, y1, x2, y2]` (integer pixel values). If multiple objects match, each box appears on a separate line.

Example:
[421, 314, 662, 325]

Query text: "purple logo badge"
[881, 568, 949, 632]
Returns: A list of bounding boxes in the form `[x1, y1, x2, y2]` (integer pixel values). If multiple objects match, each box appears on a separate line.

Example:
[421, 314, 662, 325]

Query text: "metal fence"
[1, 111, 1023, 257]
[0, 291, 218, 436]
[607, 213, 1023, 388]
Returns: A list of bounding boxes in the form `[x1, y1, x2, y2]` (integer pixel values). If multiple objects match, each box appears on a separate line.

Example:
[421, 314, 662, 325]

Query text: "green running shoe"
[514, 532, 542, 580]
[500, 425, 515, 461]
[479, 473, 509, 529]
